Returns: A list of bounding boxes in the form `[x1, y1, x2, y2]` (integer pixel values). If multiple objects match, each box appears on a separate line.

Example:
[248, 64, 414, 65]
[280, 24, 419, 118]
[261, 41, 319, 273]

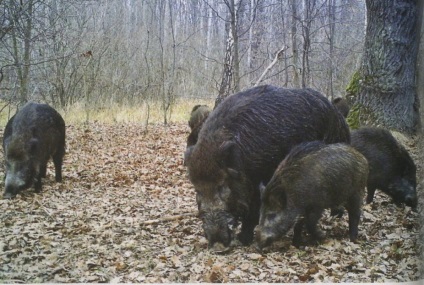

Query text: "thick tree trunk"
[416, 1, 423, 279]
[348, 0, 420, 134]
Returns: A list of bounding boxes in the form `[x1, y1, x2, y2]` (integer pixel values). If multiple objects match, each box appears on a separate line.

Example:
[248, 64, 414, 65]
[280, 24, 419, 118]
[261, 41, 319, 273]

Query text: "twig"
[254, 45, 288, 87]
[141, 212, 197, 225]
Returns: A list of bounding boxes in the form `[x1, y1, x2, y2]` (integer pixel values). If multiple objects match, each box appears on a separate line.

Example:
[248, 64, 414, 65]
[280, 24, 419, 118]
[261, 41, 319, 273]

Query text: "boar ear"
[219, 140, 242, 170]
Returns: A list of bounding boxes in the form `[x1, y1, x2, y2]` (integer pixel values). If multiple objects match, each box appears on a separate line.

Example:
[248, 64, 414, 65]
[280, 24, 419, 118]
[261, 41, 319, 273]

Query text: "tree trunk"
[231, 0, 240, 93]
[347, 0, 420, 134]
[290, 0, 300, 88]
[215, 20, 234, 108]
[327, 0, 336, 99]
[215, 0, 237, 109]
[301, 0, 313, 88]
[416, 2, 424, 278]
[10, 0, 34, 104]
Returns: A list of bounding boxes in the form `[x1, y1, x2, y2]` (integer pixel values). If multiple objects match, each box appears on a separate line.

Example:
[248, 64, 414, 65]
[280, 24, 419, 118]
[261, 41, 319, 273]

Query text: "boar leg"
[366, 186, 376, 204]
[292, 218, 305, 247]
[53, 149, 64, 182]
[346, 196, 362, 242]
[34, 174, 42, 193]
[40, 163, 47, 178]
[304, 208, 325, 244]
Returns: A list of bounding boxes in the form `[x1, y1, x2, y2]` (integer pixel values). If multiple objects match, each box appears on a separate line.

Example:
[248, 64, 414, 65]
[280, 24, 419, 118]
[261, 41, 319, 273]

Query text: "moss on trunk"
[346, 0, 421, 134]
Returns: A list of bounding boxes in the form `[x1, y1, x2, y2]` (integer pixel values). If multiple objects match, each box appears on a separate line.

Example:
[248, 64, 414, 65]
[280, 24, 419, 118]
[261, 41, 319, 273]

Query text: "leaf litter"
[0, 122, 422, 282]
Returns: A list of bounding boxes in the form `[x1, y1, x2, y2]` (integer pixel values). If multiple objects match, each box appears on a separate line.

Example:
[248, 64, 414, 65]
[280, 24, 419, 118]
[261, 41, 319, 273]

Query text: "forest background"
[0, 0, 366, 124]
[0, 1, 424, 282]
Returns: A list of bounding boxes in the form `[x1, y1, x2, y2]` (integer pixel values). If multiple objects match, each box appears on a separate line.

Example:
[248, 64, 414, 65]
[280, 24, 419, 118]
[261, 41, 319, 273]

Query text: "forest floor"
[0, 122, 422, 283]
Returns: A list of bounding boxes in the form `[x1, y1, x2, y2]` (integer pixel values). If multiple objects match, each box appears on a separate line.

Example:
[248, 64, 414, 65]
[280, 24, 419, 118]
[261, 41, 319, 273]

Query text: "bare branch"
[254, 45, 288, 87]
[140, 212, 198, 226]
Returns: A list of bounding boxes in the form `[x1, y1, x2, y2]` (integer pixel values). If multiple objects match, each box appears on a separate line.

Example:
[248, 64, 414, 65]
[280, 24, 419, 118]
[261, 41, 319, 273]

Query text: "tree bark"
[416, 0, 423, 279]
[215, 1, 236, 108]
[348, 0, 420, 134]
[327, 0, 336, 99]
[290, 0, 300, 88]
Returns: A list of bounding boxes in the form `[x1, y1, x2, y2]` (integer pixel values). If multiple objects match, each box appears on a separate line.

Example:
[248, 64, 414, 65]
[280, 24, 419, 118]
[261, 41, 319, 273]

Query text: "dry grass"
[0, 99, 215, 127]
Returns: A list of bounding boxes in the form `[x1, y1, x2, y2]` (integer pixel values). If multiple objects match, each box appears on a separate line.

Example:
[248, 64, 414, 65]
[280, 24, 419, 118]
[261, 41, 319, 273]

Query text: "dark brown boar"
[187, 105, 211, 147]
[3, 102, 66, 199]
[254, 141, 368, 250]
[351, 127, 417, 208]
[332, 97, 350, 118]
[184, 85, 350, 251]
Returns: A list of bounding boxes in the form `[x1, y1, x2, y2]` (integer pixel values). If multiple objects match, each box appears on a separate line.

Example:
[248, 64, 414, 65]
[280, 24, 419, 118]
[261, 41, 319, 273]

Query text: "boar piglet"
[255, 141, 368, 250]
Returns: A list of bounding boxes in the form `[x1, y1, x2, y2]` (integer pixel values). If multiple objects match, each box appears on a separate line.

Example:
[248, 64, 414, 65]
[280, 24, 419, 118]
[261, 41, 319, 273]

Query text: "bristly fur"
[257, 142, 368, 248]
[351, 127, 417, 208]
[185, 85, 351, 246]
[3, 102, 66, 198]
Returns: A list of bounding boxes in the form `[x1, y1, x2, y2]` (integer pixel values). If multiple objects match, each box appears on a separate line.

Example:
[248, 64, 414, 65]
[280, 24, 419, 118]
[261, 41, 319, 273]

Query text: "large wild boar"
[3, 102, 66, 199]
[184, 85, 350, 251]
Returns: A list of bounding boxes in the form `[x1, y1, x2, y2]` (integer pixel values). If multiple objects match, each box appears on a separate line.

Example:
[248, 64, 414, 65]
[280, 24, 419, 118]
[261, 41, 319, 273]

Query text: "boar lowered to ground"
[2, 102, 66, 199]
[254, 141, 368, 250]
[187, 105, 211, 147]
[351, 127, 417, 209]
[184, 85, 350, 252]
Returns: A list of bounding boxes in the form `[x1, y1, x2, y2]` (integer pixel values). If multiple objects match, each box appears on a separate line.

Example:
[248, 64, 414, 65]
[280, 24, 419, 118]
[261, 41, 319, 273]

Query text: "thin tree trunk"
[290, 0, 300, 88]
[231, 0, 240, 93]
[215, 1, 237, 108]
[215, 20, 234, 108]
[301, 0, 312, 88]
[327, 0, 336, 99]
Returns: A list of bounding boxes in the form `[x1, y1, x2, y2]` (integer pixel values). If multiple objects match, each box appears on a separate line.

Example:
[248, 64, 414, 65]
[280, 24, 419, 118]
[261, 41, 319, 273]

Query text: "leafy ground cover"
[0, 122, 422, 283]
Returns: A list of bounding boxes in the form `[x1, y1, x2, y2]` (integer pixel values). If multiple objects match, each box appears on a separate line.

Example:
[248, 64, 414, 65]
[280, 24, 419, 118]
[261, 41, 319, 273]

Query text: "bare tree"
[290, 0, 300, 87]
[0, 0, 367, 123]
[10, 0, 34, 103]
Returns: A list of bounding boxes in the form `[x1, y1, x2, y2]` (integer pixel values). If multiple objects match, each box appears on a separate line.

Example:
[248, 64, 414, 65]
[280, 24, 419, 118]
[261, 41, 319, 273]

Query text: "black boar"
[187, 105, 211, 147]
[254, 141, 368, 249]
[351, 127, 417, 208]
[332, 97, 350, 118]
[3, 102, 66, 199]
[184, 85, 350, 251]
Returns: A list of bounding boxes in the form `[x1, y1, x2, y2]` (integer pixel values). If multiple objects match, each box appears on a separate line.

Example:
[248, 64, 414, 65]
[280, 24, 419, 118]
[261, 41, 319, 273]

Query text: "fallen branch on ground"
[140, 211, 198, 225]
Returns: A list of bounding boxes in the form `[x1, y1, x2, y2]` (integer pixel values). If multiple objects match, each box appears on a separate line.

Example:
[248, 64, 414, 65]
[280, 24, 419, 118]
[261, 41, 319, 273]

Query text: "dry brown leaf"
[0, 123, 420, 283]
